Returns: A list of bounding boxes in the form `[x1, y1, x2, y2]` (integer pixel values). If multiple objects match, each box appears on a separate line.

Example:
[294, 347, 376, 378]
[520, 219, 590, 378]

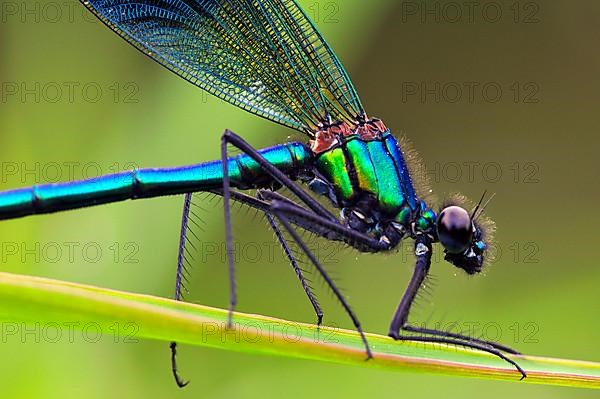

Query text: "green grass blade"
[0, 272, 598, 389]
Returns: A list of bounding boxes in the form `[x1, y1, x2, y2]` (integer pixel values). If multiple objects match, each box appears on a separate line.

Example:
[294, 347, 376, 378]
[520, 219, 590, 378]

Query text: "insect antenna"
[470, 190, 488, 220]
[473, 192, 497, 221]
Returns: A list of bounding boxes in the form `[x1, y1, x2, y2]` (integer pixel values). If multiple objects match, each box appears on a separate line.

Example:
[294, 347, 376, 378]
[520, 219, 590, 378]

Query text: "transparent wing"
[81, 0, 366, 134]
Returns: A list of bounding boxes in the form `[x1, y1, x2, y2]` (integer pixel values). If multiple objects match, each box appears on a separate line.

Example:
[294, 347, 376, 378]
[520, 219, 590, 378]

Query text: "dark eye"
[437, 206, 473, 254]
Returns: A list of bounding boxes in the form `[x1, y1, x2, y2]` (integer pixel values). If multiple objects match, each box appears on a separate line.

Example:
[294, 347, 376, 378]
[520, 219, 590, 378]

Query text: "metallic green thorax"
[313, 130, 438, 240]
[315, 131, 419, 215]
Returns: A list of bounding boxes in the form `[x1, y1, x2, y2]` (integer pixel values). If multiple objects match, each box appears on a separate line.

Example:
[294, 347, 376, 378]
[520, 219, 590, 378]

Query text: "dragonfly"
[0, 0, 525, 385]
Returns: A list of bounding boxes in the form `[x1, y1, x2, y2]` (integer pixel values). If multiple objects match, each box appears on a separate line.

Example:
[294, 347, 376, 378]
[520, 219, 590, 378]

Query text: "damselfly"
[0, 0, 525, 385]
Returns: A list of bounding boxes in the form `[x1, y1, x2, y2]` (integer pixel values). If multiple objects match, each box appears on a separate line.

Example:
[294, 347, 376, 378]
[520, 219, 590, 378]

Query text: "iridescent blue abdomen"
[0, 142, 311, 220]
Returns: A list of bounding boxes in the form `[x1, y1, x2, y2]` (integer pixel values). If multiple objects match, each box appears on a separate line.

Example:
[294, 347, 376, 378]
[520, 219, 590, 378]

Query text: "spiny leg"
[402, 325, 520, 354]
[221, 133, 236, 327]
[170, 193, 193, 388]
[271, 204, 373, 359]
[389, 235, 520, 354]
[222, 130, 337, 221]
[394, 334, 526, 379]
[220, 129, 341, 326]
[220, 190, 323, 237]
[258, 192, 324, 325]
[388, 235, 433, 338]
[168, 189, 324, 388]
[267, 199, 389, 253]
[266, 201, 517, 358]
[224, 188, 326, 325]
[214, 188, 335, 328]
[250, 200, 526, 378]
[388, 236, 526, 380]
[170, 180, 383, 385]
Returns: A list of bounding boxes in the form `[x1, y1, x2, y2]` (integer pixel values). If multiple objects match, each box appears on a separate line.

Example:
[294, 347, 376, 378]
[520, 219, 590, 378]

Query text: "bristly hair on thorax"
[387, 133, 497, 268]
[397, 134, 437, 206]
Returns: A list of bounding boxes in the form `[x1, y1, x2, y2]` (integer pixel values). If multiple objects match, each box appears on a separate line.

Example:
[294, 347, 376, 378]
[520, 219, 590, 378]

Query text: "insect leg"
[257, 192, 324, 326]
[221, 130, 337, 221]
[388, 236, 526, 380]
[221, 133, 237, 327]
[169, 186, 382, 384]
[402, 325, 520, 354]
[222, 189, 325, 324]
[271, 207, 373, 359]
[168, 188, 331, 387]
[170, 193, 193, 388]
[266, 198, 389, 253]
[220, 129, 341, 326]
[388, 235, 433, 338]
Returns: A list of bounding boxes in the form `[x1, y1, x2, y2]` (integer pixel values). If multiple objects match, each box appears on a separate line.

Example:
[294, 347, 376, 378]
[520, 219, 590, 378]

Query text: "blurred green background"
[0, 0, 598, 397]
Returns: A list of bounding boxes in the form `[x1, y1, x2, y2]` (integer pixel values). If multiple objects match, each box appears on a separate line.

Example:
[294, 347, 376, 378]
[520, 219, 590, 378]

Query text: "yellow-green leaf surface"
[0, 272, 597, 389]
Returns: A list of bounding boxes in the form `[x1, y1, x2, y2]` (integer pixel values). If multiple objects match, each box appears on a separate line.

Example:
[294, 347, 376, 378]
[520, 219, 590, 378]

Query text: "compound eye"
[437, 206, 473, 254]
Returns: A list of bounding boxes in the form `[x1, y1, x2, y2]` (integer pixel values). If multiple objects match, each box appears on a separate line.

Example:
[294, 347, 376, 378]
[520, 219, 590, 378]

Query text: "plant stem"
[0, 272, 597, 389]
